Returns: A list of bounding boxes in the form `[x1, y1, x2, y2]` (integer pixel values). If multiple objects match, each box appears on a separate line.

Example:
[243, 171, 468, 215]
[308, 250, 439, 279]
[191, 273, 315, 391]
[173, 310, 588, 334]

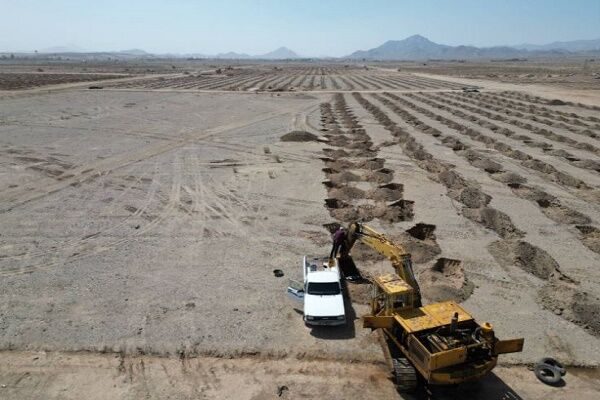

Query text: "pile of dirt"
[322, 148, 349, 158]
[368, 183, 404, 201]
[378, 200, 415, 223]
[394, 223, 441, 264]
[458, 187, 492, 208]
[327, 186, 366, 201]
[576, 225, 600, 254]
[356, 200, 414, 223]
[490, 172, 527, 186]
[346, 140, 373, 150]
[548, 99, 567, 106]
[328, 171, 361, 185]
[329, 207, 360, 222]
[487, 240, 563, 280]
[364, 168, 394, 184]
[573, 159, 600, 172]
[357, 158, 385, 170]
[419, 258, 474, 303]
[463, 207, 525, 239]
[324, 198, 350, 209]
[462, 150, 504, 173]
[438, 170, 467, 191]
[538, 203, 591, 225]
[548, 149, 571, 158]
[322, 159, 355, 170]
[510, 185, 555, 203]
[538, 283, 600, 336]
[280, 131, 320, 142]
[349, 148, 377, 158]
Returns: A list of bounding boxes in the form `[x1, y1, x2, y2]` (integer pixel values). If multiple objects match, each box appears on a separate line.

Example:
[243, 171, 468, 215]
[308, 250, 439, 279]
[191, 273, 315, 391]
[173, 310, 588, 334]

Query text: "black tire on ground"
[539, 357, 566, 376]
[392, 357, 418, 392]
[534, 363, 562, 385]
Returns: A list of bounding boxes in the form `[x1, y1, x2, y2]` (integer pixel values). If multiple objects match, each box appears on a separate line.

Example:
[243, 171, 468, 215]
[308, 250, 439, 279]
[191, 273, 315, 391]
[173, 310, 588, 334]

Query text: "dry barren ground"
[1, 62, 599, 399]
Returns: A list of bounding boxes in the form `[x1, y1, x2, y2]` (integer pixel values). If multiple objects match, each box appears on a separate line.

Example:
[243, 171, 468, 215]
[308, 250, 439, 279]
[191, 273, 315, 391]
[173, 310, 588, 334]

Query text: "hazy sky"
[2, 0, 599, 56]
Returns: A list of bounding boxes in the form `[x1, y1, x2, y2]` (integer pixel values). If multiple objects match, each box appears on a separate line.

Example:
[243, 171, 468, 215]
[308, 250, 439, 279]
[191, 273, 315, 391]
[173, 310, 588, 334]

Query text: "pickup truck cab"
[287, 256, 346, 326]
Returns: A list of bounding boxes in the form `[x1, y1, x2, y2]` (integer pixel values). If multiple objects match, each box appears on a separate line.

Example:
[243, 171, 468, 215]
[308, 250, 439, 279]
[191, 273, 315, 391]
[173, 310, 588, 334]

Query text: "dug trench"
[316, 95, 481, 373]
[352, 92, 600, 335]
[383, 92, 594, 196]
[374, 92, 600, 256]
[319, 95, 415, 224]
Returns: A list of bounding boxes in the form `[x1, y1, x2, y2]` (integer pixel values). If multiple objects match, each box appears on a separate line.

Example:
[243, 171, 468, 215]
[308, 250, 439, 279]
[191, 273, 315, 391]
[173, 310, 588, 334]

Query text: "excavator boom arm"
[343, 222, 422, 305]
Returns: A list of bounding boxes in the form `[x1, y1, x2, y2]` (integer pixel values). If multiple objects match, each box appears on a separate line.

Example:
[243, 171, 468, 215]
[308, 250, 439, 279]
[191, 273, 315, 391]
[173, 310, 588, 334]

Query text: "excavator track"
[392, 357, 418, 392]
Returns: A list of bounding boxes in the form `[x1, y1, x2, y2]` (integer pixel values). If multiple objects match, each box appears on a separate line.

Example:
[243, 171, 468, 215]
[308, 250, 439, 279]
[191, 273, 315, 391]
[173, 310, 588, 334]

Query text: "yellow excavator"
[336, 222, 524, 391]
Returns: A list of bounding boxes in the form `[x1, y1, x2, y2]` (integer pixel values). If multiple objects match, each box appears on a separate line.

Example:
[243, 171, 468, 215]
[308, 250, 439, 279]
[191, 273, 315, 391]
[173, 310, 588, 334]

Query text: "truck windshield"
[307, 282, 341, 295]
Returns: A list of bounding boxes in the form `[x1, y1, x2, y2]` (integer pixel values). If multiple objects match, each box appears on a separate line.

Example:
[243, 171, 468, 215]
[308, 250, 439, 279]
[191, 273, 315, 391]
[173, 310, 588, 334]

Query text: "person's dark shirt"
[333, 229, 346, 244]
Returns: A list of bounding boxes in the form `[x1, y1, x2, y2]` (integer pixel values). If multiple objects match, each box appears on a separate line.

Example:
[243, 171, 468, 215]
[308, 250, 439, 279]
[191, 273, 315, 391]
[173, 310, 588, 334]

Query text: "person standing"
[330, 226, 347, 260]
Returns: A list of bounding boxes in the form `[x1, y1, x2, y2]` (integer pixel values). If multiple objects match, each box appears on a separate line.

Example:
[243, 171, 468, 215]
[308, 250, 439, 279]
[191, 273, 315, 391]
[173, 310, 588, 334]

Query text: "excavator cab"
[371, 273, 416, 316]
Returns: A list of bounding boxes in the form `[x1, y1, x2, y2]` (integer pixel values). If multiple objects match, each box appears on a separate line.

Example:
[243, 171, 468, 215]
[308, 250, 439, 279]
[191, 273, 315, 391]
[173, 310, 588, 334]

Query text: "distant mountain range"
[31, 46, 301, 60]
[214, 47, 300, 59]
[8, 36, 600, 60]
[513, 39, 600, 52]
[346, 35, 600, 60]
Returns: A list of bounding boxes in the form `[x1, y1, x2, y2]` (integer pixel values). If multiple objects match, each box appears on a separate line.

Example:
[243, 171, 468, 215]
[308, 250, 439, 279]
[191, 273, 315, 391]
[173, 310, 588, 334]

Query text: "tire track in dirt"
[0, 165, 160, 265]
[0, 108, 294, 212]
[0, 161, 177, 276]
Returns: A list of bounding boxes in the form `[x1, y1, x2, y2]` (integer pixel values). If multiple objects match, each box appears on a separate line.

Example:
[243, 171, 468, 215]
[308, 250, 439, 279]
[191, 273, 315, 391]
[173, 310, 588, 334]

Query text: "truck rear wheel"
[392, 357, 418, 392]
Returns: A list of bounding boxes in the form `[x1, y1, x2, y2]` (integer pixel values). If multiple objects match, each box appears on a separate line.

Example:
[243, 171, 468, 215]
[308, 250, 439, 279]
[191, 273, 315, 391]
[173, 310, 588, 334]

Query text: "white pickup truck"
[287, 256, 346, 326]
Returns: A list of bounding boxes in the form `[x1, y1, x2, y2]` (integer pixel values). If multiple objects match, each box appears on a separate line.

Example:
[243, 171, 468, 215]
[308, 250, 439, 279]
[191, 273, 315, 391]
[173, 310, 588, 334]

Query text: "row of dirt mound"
[428, 92, 600, 173]
[319, 94, 414, 224]
[364, 92, 524, 240]
[399, 92, 590, 191]
[318, 95, 474, 304]
[390, 95, 598, 252]
[380, 92, 600, 257]
[498, 91, 600, 114]
[456, 92, 600, 141]
[461, 149, 592, 226]
[357, 91, 600, 336]
[440, 92, 600, 151]
[353, 92, 599, 319]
